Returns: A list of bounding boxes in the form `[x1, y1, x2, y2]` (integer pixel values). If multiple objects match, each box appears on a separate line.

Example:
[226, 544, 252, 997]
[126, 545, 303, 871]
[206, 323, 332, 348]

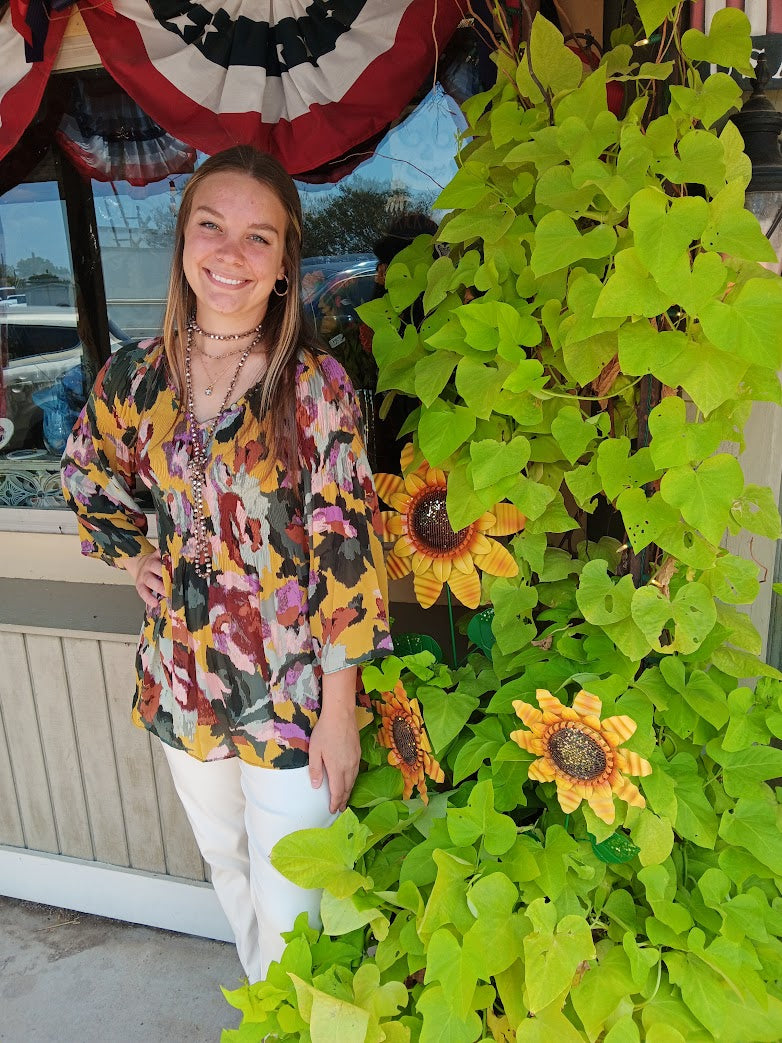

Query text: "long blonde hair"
[161, 146, 318, 476]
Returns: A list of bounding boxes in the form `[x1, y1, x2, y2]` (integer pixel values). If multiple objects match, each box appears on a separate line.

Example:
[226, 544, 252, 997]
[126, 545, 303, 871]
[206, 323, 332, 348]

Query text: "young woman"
[61, 146, 393, 983]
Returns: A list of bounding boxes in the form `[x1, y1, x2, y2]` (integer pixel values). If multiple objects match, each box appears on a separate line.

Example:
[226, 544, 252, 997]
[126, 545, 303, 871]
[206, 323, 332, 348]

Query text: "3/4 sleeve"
[61, 347, 156, 567]
[301, 356, 394, 675]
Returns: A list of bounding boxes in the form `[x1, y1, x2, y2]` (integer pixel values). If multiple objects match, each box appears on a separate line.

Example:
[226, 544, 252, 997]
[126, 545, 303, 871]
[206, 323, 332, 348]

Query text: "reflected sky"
[0, 86, 465, 273]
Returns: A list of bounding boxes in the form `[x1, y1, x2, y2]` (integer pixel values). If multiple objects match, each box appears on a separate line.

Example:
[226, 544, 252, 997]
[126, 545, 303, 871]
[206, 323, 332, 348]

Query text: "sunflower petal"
[475, 512, 496, 531]
[412, 551, 433, 575]
[390, 491, 412, 513]
[617, 749, 653, 778]
[586, 783, 616, 824]
[613, 775, 646, 809]
[485, 502, 526, 537]
[527, 757, 556, 782]
[473, 540, 519, 579]
[432, 557, 452, 583]
[394, 534, 416, 557]
[386, 513, 404, 536]
[379, 510, 397, 542]
[385, 552, 412, 580]
[512, 700, 544, 727]
[405, 472, 427, 495]
[572, 689, 603, 719]
[426, 467, 447, 486]
[400, 443, 417, 473]
[510, 728, 539, 755]
[374, 473, 406, 506]
[554, 783, 583, 814]
[600, 715, 637, 744]
[536, 689, 568, 715]
[447, 567, 482, 609]
[469, 532, 492, 556]
[424, 753, 445, 784]
[451, 549, 475, 574]
[414, 572, 444, 609]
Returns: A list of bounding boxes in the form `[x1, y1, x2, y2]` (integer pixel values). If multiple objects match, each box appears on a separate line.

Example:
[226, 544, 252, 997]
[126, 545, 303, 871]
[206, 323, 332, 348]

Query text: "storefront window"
[0, 158, 90, 506]
[0, 51, 475, 509]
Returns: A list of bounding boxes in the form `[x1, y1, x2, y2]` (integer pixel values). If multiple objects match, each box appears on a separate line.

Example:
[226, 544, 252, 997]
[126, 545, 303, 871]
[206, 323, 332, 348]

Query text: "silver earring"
[273, 275, 289, 297]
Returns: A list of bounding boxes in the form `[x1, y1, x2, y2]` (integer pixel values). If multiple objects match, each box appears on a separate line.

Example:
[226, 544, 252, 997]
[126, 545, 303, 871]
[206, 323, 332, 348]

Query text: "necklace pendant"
[204, 387, 213, 396]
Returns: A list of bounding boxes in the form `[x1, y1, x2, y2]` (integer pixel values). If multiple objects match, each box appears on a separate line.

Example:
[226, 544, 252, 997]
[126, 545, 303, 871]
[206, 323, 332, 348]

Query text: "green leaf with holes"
[631, 582, 717, 654]
[617, 489, 680, 553]
[730, 484, 782, 540]
[659, 455, 744, 546]
[656, 521, 718, 570]
[699, 553, 760, 605]
[576, 559, 635, 625]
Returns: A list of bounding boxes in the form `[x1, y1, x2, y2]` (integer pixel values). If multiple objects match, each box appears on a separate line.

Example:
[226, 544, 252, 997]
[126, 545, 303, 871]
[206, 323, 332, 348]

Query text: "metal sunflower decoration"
[375, 681, 444, 803]
[510, 688, 653, 824]
[374, 445, 526, 609]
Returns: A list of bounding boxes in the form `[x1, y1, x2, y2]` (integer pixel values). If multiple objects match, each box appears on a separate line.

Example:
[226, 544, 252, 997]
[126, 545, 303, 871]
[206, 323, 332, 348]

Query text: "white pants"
[162, 743, 337, 983]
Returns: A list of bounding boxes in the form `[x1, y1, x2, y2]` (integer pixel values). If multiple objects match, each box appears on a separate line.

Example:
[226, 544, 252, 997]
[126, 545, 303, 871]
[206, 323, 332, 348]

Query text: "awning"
[0, 0, 464, 177]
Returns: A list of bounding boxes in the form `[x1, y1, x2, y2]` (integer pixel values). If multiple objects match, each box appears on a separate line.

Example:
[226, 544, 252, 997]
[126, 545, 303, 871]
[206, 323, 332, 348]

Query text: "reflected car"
[301, 255, 378, 331]
[1, 305, 130, 453]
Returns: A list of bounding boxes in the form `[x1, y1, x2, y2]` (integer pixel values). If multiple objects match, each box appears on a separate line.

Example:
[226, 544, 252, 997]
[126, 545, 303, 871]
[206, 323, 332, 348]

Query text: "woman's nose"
[215, 237, 244, 264]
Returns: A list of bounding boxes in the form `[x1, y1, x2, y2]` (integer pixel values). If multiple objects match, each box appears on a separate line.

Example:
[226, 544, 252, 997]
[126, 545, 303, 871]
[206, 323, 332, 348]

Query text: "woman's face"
[182, 170, 288, 332]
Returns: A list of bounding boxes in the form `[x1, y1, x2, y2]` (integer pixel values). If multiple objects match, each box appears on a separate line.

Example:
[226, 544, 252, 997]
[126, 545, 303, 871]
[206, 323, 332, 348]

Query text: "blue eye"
[249, 234, 269, 244]
[200, 220, 219, 230]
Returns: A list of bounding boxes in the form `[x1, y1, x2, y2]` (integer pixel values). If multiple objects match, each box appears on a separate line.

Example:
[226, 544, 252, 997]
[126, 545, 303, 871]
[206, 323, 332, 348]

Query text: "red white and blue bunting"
[0, 0, 464, 175]
[0, 3, 68, 163]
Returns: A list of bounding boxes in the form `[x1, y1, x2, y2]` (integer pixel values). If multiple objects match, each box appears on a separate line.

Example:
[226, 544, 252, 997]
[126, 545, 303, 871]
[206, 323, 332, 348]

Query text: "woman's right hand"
[124, 550, 164, 610]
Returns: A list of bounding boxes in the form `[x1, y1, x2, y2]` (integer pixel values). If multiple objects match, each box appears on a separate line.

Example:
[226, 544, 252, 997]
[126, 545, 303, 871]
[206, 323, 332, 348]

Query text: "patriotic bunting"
[78, 0, 464, 175]
[0, 4, 67, 162]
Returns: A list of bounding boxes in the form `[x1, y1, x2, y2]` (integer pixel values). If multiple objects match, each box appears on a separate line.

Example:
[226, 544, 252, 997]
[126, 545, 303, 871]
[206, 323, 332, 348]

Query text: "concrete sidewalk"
[0, 897, 244, 1042]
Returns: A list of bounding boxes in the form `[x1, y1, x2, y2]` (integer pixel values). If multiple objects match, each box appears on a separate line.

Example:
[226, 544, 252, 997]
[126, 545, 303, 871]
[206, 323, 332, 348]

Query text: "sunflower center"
[409, 488, 468, 554]
[547, 726, 607, 780]
[392, 715, 420, 766]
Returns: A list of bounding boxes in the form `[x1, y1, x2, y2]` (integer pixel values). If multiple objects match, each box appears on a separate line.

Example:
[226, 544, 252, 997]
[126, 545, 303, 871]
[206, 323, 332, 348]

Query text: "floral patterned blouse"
[61, 339, 393, 768]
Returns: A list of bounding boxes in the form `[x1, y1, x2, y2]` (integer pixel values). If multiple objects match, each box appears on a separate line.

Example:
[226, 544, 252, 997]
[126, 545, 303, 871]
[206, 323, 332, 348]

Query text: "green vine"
[223, 5, 782, 1041]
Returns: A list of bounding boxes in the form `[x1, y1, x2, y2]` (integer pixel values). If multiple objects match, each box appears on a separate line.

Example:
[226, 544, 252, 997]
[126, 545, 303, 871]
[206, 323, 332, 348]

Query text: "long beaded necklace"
[184, 322, 263, 578]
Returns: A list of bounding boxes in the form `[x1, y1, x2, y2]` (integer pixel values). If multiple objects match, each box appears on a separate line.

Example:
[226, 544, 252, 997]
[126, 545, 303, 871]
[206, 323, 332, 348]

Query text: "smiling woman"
[60, 145, 394, 984]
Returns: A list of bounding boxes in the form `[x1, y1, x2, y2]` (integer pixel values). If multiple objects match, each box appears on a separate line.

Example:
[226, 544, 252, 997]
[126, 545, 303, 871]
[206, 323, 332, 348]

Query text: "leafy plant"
[223, 5, 782, 1040]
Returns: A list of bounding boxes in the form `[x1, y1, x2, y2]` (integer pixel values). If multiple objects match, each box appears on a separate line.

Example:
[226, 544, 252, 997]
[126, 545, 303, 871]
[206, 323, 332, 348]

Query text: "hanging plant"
[224, 4, 782, 1041]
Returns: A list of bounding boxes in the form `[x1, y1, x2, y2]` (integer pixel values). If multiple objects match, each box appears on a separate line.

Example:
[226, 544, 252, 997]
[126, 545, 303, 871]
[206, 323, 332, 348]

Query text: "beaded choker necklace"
[184, 323, 262, 578]
[190, 318, 263, 341]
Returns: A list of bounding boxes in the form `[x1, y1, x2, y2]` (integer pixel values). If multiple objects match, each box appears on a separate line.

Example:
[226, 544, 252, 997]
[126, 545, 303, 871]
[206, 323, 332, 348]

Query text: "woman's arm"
[308, 666, 360, 813]
[61, 347, 156, 570]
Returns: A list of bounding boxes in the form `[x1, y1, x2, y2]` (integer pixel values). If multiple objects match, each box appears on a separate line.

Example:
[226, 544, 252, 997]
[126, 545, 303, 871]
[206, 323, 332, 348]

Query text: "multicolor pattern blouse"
[61, 339, 393, 768]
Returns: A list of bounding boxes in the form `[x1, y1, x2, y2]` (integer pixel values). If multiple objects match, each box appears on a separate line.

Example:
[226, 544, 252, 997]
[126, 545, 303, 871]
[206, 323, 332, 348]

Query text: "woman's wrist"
[320, 667, 358, 714]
